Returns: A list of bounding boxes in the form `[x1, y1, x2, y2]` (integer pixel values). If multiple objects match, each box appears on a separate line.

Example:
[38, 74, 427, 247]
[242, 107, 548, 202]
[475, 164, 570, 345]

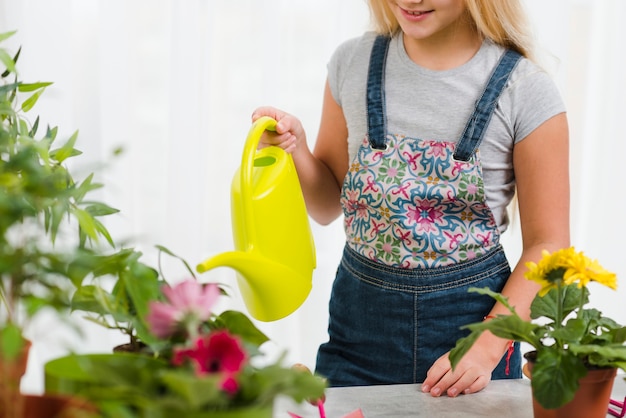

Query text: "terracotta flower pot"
[0, 339, 32, 418]
[22, 393, 98, 418]
[524, 351, 617, 418]
[0, 339, 32, 381]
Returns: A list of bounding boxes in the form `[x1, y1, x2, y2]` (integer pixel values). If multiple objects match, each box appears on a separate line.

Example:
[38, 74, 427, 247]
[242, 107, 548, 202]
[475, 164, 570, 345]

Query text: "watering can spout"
[196, 251, 248, 274]
[197, 252, 312, 322]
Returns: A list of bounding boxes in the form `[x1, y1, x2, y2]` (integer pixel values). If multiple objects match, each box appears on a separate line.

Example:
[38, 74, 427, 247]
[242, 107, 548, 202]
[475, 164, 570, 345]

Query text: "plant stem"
[556, 280, 564, 349]
[0, 289, 10, 319]
[577, 286, 585, 319]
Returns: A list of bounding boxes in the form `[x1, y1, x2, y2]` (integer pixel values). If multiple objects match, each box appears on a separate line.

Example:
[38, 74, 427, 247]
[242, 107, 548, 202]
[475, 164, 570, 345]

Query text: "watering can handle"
[242, 116, 277, 173]
[241, 116, 279, 248]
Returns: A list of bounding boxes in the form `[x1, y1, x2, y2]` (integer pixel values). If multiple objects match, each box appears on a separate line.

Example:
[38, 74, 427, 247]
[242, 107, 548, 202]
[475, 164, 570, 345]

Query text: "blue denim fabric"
[454, 48, 522, 161]
[366, 35, 391, 150]
[315, 245, 522, 387]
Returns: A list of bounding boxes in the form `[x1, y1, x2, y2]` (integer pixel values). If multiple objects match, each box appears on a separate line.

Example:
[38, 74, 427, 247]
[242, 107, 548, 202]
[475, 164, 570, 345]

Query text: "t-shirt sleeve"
[327, 34, 373, 108]
[507, 62, 567, 143]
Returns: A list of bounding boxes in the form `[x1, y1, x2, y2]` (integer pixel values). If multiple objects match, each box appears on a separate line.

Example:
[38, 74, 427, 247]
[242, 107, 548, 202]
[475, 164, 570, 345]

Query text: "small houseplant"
[69, 245, 170, 353]
[450, 247, 626, 415]
[47, 274, 327, 417]
[1, 30, 119, 417]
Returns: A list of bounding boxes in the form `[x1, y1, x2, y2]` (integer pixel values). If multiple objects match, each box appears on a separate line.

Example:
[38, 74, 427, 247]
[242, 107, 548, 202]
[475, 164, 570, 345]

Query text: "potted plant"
[69, 246, 169, 353]
[46, 275, 327, 417]
[1, 30, 118, 417]
[450, 247, 626, 418]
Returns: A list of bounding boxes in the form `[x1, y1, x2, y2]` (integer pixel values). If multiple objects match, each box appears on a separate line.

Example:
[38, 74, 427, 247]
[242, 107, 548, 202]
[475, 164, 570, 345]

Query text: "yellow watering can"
[197, 116, 316, 322]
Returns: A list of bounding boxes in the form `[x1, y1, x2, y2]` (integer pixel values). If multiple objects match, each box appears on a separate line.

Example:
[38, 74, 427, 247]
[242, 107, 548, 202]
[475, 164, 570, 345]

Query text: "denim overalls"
[315, 35, 523, 387]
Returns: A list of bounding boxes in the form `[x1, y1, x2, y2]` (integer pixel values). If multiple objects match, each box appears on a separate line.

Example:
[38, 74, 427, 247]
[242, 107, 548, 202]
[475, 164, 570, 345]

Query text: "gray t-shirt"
[328, 32, 566, 232]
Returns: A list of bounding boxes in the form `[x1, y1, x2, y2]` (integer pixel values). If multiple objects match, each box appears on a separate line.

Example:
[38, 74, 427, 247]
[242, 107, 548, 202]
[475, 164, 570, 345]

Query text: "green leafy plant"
[0, 28, 119, 358]
[1, 29, 120, 416]
[450, 247, 626, 409]
[70, 246, 167, 352]
[56, 272, 327, 416]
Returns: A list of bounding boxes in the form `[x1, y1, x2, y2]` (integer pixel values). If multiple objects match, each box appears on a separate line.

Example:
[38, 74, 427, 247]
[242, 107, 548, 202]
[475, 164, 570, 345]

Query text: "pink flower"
[146, 279, 220, 339]
[173, 330, 247, 394]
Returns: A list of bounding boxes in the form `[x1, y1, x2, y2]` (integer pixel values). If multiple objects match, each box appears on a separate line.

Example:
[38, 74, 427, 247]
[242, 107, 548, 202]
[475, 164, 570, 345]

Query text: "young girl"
[252, 0, 569, 398]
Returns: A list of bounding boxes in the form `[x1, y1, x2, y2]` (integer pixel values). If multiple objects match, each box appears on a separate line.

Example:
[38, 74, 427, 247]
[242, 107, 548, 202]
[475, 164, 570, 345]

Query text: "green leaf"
[0, 49, 16, 77]
[72, 206, 99, 241]
[122, 261, 161, 326]
[568, 343, 626, 367]
[0, 30, 17, 43]
[0, 324, 25, 360]
[89, 249, 140, 278]
[50, 130, 79, 163]
[85, 202, 119, 217]
[242, 362, 327, 406]
[467, 287, 518, 314]
[71, 353, 167, 393]
[48, 200, 70, 243]
[552, 317, 588, 343]
[449, 330, 483, 370]
[20, 87, 46, 112]
[92, 217, 116, 248]
[73, 173, 101, 203]
[613, 326, 626, 344]
[45, 124, 59, 143]
[131, 318, 161, 348]
[96, 403, 137, 418]
[159, 370, 225, 409]
[450, 314, 542, 370]
[17, 81, 53, 92]
[71, 285, 116, 316]
[531, 349, 587, 409]
[214, 310, 269, 347]
[531, 285, 587, 321]
[29, 115, 40, 137]
[23, 295, 57, 317]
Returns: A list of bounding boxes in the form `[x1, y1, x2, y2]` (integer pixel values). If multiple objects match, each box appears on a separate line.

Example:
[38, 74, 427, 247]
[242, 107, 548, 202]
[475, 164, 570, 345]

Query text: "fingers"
[251, 106, 298, 133]
[250, 106, 306, 154]
[460, 374, 490, 395]
[421, 352, 491, 398]
[251, 106, 293, 136]
[251, 106, 286, 124]
[435, 368, 489, 397]
[421, 354, 450, 396]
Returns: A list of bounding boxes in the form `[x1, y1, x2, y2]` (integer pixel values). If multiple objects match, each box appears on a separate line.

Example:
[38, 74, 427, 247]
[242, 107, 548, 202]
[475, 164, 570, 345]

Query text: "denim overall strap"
[366, 35, 391, 150]
[453, 49, 522, 161]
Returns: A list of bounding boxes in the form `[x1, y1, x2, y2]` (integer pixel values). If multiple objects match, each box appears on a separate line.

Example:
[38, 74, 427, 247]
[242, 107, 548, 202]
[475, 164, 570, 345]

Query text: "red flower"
[173, 330, 247, 394]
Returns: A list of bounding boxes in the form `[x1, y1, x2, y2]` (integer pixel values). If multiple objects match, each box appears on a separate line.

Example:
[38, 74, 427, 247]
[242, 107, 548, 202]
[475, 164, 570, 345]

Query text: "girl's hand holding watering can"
[252, 106, 306, 155]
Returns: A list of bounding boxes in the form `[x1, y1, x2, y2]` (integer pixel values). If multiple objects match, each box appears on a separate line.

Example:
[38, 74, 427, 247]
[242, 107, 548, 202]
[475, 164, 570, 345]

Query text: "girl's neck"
[402, 21, 483, 71]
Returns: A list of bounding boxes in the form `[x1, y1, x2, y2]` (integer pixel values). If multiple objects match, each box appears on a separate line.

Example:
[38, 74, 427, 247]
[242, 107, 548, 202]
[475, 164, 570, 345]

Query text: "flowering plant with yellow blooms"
[450, 247, 626, 409]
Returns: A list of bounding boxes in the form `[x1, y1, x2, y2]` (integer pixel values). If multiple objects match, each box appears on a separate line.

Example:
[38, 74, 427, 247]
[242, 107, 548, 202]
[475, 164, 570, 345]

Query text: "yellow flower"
[572, 258, 617, 289]
[525, 247, 617, 296]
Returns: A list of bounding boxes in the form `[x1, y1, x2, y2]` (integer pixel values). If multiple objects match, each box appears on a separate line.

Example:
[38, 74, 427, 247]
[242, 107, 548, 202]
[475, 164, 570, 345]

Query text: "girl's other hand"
[251, 106, 307, 155]
[421, 333, 507, 398]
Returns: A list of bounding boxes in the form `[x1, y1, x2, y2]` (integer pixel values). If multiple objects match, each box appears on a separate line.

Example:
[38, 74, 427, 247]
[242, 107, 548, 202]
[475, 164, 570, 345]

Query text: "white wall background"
[0, 0, 624, 393]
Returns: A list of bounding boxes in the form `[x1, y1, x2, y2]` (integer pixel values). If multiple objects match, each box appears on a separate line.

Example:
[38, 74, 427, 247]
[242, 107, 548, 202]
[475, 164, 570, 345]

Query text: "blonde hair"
[368, 0, 536, 61]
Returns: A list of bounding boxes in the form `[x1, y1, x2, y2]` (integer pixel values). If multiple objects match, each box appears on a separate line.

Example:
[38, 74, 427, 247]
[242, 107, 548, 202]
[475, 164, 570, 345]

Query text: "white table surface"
[276, 375, 626, 418]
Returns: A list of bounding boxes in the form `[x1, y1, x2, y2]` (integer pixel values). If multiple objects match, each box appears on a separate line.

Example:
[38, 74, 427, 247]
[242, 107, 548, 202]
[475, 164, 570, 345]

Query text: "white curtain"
[1, 0, 624, 393]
